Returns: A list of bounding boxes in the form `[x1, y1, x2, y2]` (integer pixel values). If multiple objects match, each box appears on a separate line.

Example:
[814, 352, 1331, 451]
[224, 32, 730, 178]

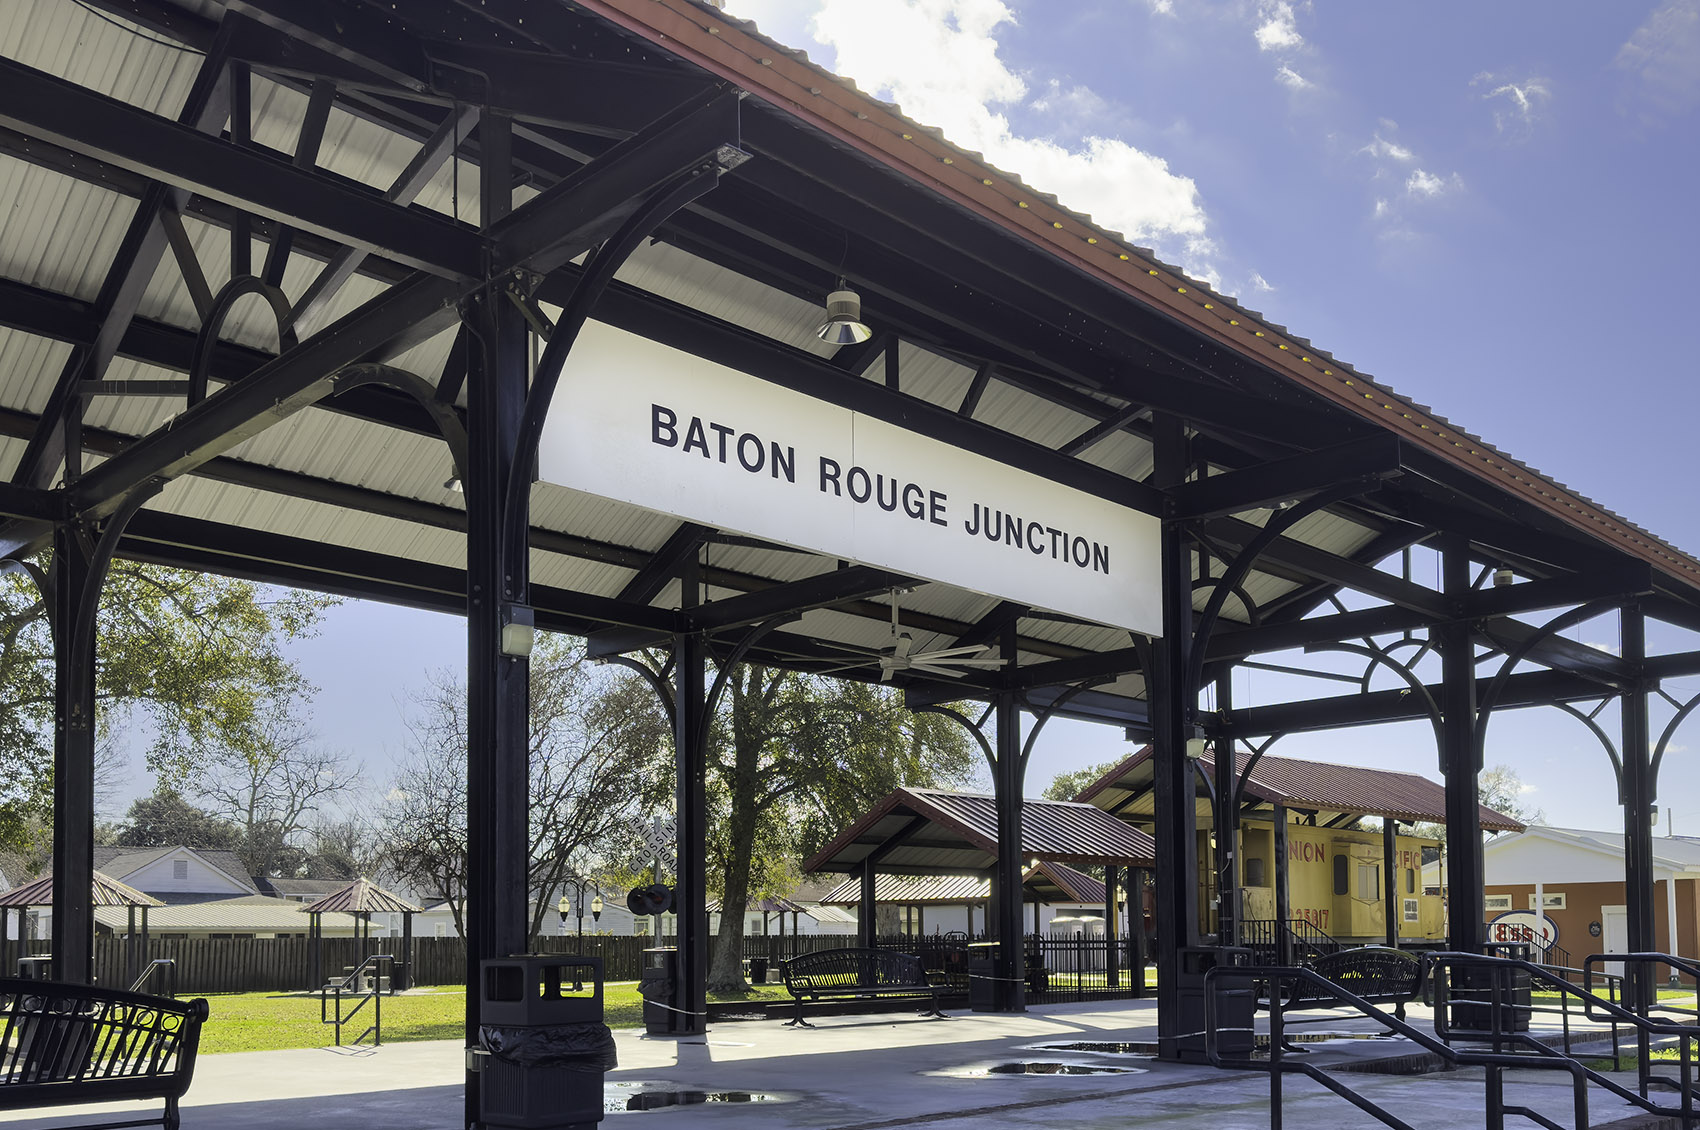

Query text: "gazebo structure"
[4, 1, 1700, 1117]
[301, 878, 421, 991]
[806, 787, 1155, 1009]
[0, 869, 162, 986]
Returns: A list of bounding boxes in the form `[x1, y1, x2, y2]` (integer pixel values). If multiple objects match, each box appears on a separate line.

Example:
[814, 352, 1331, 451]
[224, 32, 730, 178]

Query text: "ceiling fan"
[816, 592, 1010, 682]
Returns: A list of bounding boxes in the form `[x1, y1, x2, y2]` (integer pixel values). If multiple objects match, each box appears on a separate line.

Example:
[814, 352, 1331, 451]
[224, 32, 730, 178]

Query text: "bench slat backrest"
[1, 980, 206, 1093]
[783, 949, 926, 992]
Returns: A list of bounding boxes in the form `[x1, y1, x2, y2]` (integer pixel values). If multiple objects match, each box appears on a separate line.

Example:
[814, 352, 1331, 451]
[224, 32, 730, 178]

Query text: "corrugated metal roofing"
[804, 786, 1156, 874]
[0, 869, 162, 908]
[818, 859, 1106, 905]
[91, 897, 362, 933]
[1078, 746, 1525, 832]
[300, 877, 422, 915]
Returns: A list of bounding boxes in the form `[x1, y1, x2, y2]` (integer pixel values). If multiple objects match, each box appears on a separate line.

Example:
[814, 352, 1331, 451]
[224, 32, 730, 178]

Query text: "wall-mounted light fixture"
[499, 602, 535, 658]
[1493, 567, 1515, 587]
[816, 280, 872, 345]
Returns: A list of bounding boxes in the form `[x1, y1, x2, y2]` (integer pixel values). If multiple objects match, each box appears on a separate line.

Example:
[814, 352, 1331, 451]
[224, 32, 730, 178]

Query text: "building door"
[1601, 905, 1628, 976]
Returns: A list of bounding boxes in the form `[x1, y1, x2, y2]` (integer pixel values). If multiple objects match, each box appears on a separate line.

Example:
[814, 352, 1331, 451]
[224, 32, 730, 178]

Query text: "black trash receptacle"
[747, 957, 768, 984]
[16, 956, 52, 981]
[477, 954, 614, 1130]
[966, 941, 1002, 1011]
[1448, 963, 1532, 1036]
[639, 948, 678, 1036]
[1174, 946, 1254, 1064]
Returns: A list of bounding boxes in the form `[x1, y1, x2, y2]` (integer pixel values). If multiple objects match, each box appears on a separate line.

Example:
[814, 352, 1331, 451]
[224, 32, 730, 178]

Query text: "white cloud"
[1404, 169, 1459, 197]
[1250, 272, 1274, 292]
[1615, 0, 1700, 121]
[809, 0, 1213, 262]
[1254, 0, 1304, 51]
[1472, 72, 1552, 135]
[1373, 197, 1390, 218]
[1360, 131, 1415, 162]
[1143, 0, 1176, 13]
[1275, 64, 1313, 90]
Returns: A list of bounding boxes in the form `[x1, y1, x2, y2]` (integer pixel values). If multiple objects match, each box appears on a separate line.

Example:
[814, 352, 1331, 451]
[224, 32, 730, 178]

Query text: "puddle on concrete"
[931, 1060, 1148, 1078]
[1024, 1032, 1398, 1059]
[605, 1081, 792, 1113]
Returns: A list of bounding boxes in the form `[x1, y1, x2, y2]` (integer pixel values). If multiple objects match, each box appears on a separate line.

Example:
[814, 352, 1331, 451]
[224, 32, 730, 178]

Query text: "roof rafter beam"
[1058, 404, 1148, 457]
[617, 522, 715, 605]
[1175, 435, 1405, 522]
[0, 55, 484, 278]
[8, 29, 233, 489]
[586, 566, 915, 657]
[1200, 514, 1450, 618]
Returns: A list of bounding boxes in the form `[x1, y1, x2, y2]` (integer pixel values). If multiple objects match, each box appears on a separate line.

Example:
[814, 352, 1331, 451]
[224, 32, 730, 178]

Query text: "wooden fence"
[6, 932, 865, 995]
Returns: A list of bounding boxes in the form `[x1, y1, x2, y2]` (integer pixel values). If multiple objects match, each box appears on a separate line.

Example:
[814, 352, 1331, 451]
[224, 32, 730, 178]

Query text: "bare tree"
[193, 704, 359, 877]
[376, 634, 671, 939]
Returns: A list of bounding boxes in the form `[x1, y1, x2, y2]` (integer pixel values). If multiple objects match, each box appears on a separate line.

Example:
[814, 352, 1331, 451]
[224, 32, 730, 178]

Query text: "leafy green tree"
[107, 789, 242, 851]
[1042, 758, 1123, 802]
[703, 668, 977, 992]
[0, 560, 334, 852]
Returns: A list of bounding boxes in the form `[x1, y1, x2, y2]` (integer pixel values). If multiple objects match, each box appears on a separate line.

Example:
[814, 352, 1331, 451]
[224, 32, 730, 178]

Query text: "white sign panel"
[539, 322, 1162, 634]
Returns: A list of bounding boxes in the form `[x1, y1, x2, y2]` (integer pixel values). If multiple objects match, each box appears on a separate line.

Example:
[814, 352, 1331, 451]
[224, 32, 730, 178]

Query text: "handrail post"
[1269, 972, 1284, 1130]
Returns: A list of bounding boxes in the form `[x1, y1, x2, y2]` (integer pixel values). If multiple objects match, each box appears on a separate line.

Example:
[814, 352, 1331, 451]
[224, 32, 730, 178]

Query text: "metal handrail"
[1583, 952, 1700, 1105]
[1206, 962, 1592, 1130]
[1430, 951, 1697, 1125]
[320, 953, 393, 1047]
[128, 958, 176, 998]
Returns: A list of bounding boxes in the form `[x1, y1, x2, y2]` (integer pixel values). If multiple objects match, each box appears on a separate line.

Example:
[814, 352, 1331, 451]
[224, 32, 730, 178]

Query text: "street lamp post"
[557, 877, 600, 942]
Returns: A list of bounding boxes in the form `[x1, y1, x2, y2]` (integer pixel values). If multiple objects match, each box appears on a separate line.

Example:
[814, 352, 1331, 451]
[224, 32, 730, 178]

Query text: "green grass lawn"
[195, 983, 791, 1055]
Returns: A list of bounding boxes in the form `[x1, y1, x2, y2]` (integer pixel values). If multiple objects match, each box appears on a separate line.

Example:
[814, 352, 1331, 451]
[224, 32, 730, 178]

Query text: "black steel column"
[673, 552, 708, 1036]
[50, 525, 95, 984]
[1273, 805, 1291, 964]
[1151, 414, 1199, 1057]
[1621, 603, 1656, 1008]
[992, 684, 1026, 1012]
[1213, 675, 1235, 946]
[464, 112, 530, 1130]
[1383, 819, 1399, 948]
[1440, 536, 1484, 952]
[1105, 864, 1121, 988]
[858, 862, 877, 948]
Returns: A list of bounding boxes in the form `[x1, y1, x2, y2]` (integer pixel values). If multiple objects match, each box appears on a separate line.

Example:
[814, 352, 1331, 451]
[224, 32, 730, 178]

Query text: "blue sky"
[113, 0, 1700, 835]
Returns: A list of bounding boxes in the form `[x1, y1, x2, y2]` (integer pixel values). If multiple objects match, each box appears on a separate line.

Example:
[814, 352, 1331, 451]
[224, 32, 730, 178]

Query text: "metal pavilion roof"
[0, 0, 1693, 745]
[804, 787, 1157, 875]
[819, 860, 1109, 907]
[0, 869, 162, 909]
[299, 877, 421, 916]
[1077, 746, 1526, 833]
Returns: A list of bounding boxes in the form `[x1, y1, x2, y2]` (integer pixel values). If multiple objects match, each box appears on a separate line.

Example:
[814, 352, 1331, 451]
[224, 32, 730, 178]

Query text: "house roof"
[1078, 746, 1525, 833]
[258, 877, 356, 899]
[92, 896, 362, 933]
[805, 787, 1156, 876]
[0, 869, 163, 909]
[91, 845, 260, 894]
[300, 877, 421, 915]
[1495, 826, 1700, 872]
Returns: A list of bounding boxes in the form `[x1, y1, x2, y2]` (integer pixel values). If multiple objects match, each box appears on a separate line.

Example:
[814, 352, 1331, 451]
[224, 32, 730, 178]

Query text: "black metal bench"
[1274, 946, 1427, 1021]
[779, 948, 948, 1028]
[1, 978, 208, 1130]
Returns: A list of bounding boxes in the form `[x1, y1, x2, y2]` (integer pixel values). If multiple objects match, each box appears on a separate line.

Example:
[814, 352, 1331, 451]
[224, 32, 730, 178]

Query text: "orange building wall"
[1484, 877, 1699, 982]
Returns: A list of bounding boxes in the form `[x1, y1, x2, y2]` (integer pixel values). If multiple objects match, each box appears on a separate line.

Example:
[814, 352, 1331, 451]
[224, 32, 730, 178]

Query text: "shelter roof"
[92, 896, 360, 933]
[300, 877, 421, 915]
[819, 859, 1109, 906]
[1078, 746, 1525, 833]
[804, 787, 1156, 875]
[0, 869, 163, 909]
[0, 0, 1694, 746]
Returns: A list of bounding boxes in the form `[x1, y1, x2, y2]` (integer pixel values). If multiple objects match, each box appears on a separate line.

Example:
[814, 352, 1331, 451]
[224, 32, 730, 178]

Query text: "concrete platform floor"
[0, 999, 1682, 1129]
